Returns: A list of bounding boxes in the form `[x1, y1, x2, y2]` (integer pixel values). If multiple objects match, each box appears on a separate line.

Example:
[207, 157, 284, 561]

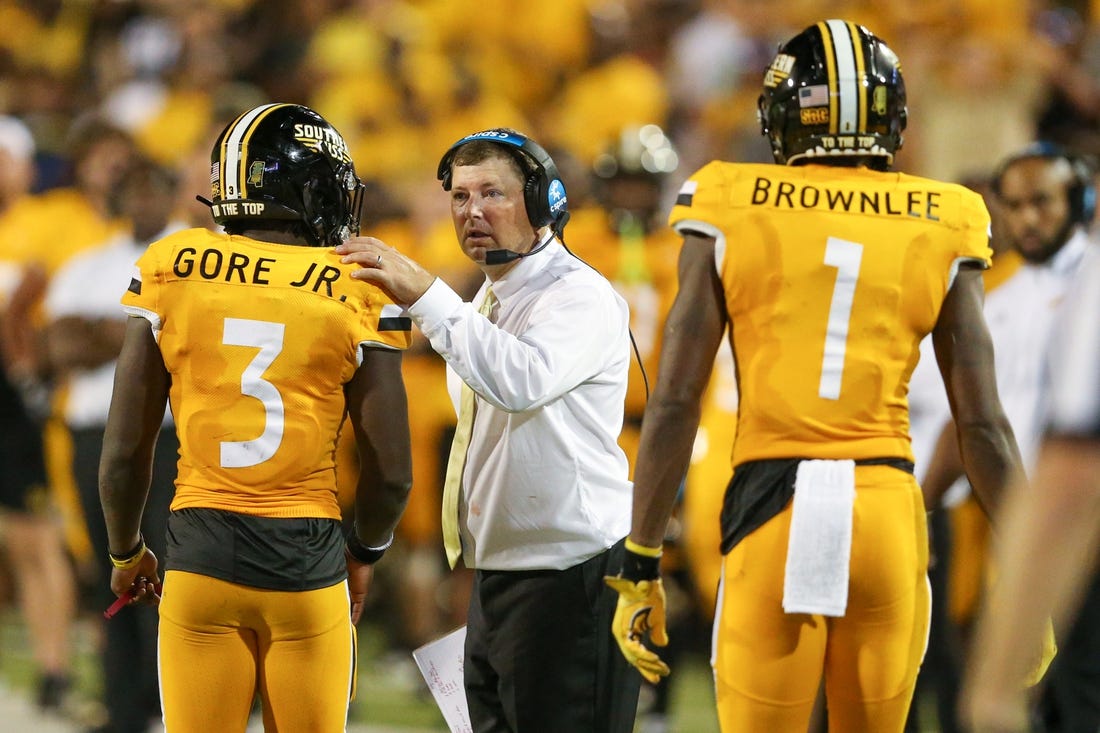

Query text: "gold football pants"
[713, 465, 930, 732]
[158, 570, 356, 732]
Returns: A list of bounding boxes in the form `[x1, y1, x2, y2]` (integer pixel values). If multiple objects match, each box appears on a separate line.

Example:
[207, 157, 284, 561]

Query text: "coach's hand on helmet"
[336, 237, 435, 306]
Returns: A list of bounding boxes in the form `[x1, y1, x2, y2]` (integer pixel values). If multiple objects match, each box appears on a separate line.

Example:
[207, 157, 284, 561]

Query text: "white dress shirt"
[983, 230, 1089, 470]
[907, 333, 950, 486]
[407, 238, 633, 571]
[1046, 238, 1100, 437]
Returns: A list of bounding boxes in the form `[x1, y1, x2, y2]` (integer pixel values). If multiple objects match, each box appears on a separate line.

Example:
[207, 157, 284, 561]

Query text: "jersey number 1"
[819, 238, 863, 400]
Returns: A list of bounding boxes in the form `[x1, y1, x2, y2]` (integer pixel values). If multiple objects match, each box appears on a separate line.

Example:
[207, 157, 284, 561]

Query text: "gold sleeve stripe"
[219, 103, 291, 201]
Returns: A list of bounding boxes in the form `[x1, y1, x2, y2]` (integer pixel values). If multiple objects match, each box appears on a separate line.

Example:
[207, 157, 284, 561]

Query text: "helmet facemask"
[301, 161, 365, 246]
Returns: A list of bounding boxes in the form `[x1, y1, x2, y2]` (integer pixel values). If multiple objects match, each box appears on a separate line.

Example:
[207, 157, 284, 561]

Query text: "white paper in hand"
[412, 625, 472, 733]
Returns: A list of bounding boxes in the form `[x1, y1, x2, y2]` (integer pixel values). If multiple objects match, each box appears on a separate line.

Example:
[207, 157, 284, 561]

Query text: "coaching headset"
[992, 141, 1097, 227]
[437, 129, 570, 263]
[435, 129, 653, 395]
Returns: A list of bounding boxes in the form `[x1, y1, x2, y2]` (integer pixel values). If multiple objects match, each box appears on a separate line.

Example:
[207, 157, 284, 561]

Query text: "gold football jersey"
[122, 228, 411, 519]
[670, 162, 992, 466]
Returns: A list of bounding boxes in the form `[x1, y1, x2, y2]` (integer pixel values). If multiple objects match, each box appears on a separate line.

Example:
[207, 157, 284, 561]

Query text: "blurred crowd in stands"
[0, 1, 1098, 732]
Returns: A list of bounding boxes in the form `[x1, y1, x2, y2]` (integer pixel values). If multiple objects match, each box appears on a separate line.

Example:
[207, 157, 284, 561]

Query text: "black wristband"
[345, 529, 392, 565]
[621, 547, 661, 582]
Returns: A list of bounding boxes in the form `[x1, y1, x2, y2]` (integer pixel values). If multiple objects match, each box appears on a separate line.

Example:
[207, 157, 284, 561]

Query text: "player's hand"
[109, 547, 161, 608]
[345, 546, 375, 625]
[1024, 617, 1057, 687]
[604, 576, 670, 683]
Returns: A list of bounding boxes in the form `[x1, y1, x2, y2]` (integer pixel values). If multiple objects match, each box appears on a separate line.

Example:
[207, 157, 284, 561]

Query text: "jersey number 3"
[819, 237, 863, 400]
[221, 317, 286, 468]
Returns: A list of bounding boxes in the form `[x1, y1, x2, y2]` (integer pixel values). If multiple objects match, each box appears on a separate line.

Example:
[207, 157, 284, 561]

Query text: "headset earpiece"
[1069, 157, 1097, 225]
[437, 129, 570, 236]
[523, 174, 544, 227]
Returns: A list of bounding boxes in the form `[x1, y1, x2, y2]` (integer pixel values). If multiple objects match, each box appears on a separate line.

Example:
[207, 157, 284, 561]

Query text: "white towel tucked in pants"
[782, 459, 856, 617]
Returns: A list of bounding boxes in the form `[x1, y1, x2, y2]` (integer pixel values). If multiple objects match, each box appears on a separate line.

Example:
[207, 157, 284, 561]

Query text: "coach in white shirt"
[920, 145, 1091, 507]
[336, 129, 639, 733]
[964, 232, 1100, 733]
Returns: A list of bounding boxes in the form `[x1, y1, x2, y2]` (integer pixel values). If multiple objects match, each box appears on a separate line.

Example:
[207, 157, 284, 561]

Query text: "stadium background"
[0, 1, 1098, 731]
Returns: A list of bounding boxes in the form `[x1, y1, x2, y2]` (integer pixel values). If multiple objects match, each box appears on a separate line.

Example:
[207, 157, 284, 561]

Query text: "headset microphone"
[485, 249, 522, 265]
[485, 229, 556, 265]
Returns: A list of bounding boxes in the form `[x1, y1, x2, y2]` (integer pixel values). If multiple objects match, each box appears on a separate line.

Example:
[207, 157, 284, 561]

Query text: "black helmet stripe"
[817, 20, 864, 136]
[848, 20, 868, 135]
[219, 103, 291, 200]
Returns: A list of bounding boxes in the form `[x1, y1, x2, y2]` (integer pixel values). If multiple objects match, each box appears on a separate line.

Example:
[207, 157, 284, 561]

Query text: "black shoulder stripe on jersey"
[128, 278, 142, 295]
[676, 192, 694, 206]
[378, 316, 412, 331]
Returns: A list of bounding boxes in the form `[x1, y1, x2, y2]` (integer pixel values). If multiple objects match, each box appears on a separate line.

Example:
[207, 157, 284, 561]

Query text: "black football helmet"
[592, 124, 679, 181]
[209, 103, 364, 246]
[758, 20, 907, 170]
[591, 124, 679, 231]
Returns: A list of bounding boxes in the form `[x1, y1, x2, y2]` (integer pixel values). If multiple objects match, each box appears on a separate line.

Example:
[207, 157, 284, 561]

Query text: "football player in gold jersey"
[606, 20, 1026, 733]
[98, 103, 413, 733]
[566, 124, 682, 474]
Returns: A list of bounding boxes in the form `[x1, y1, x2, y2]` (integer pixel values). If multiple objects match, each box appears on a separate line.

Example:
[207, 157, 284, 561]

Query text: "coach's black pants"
[464, 539, 640, 733]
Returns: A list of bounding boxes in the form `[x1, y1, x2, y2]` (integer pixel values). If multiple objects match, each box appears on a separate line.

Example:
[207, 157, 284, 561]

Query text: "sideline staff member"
[606, 20, 1025, 733]
[963, 223, 1100, 733]
[336, 129, 639, 733]
[98, 103, 413, 732]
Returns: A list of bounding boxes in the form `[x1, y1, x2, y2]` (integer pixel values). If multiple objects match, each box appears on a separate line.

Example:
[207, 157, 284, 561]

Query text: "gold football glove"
[605, 577, 670, 683]
[604, 539, 670, 683]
